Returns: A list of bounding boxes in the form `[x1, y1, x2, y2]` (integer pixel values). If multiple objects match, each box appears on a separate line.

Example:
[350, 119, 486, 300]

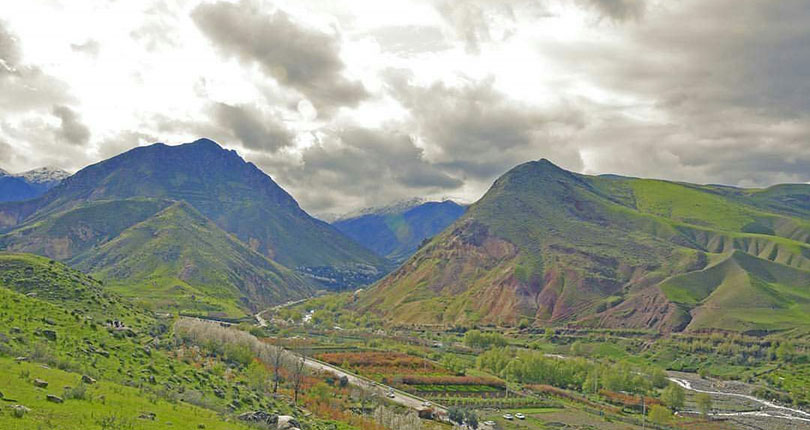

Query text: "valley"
[0, 142, 808, 430]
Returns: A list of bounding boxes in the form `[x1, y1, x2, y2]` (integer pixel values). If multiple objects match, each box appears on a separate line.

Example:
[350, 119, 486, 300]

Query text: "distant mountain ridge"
[333, 199, 466, 263]
[0, 166, 69, 202]
[0, 139, 388, 316]
[359, 159, 810, 333]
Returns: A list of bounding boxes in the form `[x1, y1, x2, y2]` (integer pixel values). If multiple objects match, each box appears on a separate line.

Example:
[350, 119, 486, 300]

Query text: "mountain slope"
[359, 159, 810, 332]
[0, 139, 388, 287]
[0, 167, 69, 202]
[333, 199, 466, 263]
[72, 201, 313, 317]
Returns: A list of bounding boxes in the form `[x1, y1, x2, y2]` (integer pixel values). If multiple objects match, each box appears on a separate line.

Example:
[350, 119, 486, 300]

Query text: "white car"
[483, 421, 496, 426]
[421, 401, 432, 407]
[515, 413, 526, 420]
[503, 414, 514, 420]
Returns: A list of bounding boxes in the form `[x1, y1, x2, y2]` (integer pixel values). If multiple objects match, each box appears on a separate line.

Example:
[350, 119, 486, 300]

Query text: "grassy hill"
[0, 253, 332, 430]
[72, 201, 313, 318]
[359, 159, 810, 333]
[333, 200, 466, 263]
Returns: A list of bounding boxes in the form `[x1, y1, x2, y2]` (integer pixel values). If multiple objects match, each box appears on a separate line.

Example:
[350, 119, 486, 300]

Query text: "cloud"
[576, 0, 645, 22]
[210, 102, 293, 152]
[549, 0, 810, 186]
[386, 72, 586, 180]
[52, 105, 90, 146]
[96, 130, 158, 160]
[192, 0, 368, 117]
[252, 124, 464, 214]
[70, 39, 100, 57]
[0, 21, 72, 113]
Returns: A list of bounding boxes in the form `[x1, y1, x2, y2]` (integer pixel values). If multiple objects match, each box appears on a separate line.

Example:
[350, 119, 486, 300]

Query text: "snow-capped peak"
[16, 167, 71, 184]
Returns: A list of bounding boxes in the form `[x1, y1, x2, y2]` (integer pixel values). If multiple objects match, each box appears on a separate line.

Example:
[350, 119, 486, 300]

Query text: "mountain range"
[333, 199, 466, 263]
[358, 159, 810, 333]
[0, 166, 70, 202]
[0, 139, 386, 317]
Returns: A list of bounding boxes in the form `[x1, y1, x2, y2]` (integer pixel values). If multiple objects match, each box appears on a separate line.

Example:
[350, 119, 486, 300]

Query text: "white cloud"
[0, 0, 807, 215]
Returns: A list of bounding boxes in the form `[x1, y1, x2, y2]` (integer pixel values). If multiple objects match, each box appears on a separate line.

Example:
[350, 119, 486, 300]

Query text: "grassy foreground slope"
[0, 253, 335, 430]
[360, 159, 810, 332]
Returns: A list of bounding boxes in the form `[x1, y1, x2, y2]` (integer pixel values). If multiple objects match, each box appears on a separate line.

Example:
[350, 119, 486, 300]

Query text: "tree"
[269, 345, 286, 393]
[696, 393, 713, 417]
[246, 359, 268, 392]
[291, 356, 307, 404]
[648, 405, 672, 425]
[465, 409, 479, 429]
[448, 407, 464, 424]
[661, 383, 685, 411]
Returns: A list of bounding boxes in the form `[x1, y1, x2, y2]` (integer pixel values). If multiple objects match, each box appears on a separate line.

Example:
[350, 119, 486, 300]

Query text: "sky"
[0, 0, 808, 216]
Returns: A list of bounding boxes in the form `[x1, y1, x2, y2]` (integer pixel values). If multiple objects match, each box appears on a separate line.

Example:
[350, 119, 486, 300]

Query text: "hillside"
[0, 139, 387, 287]
[72, 201, 313, 317]
[358, 159, 810, 332]
[333, 199, 466, 263]
[0, 253, 327, 430]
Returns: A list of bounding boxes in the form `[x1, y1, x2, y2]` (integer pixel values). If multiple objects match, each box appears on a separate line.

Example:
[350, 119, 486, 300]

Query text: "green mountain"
[332, 199, 466, 263]
[73, 201, 313, 317]
[359, 159, 810, 333]
[0, 139, 387, 282]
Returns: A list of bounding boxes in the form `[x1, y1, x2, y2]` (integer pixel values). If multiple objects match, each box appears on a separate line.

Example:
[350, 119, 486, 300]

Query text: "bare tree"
[269, 344, 285, 393]
[291, 356, 307, 404]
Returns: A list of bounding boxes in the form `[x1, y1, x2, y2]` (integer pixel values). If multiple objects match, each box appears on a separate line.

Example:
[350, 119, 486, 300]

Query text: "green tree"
[661, 383, 685, 411]
[246, 360, 268, 391]
[696, 393, 713, 417]
[648, 405, 672, 425]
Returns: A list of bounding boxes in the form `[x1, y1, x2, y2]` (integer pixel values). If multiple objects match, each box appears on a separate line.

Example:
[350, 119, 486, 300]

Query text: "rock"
[81, 375, 97, 384]
[33, 379, 49, 388]
[42, 329, 57, 341]
[138, 412, 157, 420]
[237, 410, 278, 425]
[10, 404, 31, 417]
[213, 388, 226, 399]
[46, 394, 63, 403]
[15, 356, 28, 362]
[277, 415, 300, 430]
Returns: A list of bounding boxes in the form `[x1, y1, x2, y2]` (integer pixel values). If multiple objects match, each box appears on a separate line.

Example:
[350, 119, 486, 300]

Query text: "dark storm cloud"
[250, 125, 464, 214]
[548, 0, 810, 186]
[52, 105, 90, 146]
[577, 0, 645, 21]
[210, 102, 293, 152]
[191, 0, 368, 116]
[386, 71, 585, 180]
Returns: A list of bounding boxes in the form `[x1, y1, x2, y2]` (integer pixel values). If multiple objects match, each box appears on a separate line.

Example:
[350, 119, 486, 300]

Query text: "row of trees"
[173, 318, 309, 402]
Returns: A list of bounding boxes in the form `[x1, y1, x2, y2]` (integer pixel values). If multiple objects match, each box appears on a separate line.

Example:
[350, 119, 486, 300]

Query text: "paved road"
[304, 357, 446, 414]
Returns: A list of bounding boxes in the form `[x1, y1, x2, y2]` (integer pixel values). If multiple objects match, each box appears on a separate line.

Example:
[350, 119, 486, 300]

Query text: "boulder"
[46, 394, 63, 403]
[277, 415, 301, 430]
[33, 379, 49, 388]
[81, 375, 97, 384]
[237, 410, 278, 425]
[138, 412, 157, 420]
[42, 329, 57, 341]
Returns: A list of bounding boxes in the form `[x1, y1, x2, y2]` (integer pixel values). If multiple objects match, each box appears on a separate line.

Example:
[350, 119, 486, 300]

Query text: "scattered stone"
[10, 404, 30, 417]
[213, 389, 225, 399]
[10, 327, 21, 334]
[42, 318, 56, 325]
[33, 379, 48, 388]
[81, 375, 97, 384]
[138, 412, 157, 420]
[46, 395, 63, 404]
[237, 410, 278, 425]
[15, 356, 28, 362]
[42, 329, 57, 341]
[277, 415, 300, 430]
